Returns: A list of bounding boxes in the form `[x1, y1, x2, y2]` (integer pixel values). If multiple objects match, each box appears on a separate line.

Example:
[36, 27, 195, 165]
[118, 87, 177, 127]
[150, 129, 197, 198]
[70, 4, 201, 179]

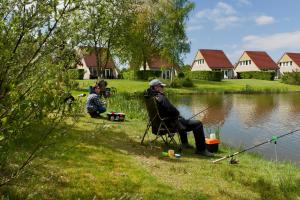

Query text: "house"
[277, 52, 300, 75]
[234, 51, 279, 76]
[191, 49, 234, 79]
[139, 54, 178, 79]
[77, 47, 118, 79]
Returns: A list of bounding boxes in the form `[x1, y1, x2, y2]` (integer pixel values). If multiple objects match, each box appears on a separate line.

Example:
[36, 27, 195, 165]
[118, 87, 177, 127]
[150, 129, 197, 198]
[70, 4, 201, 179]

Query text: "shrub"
[68, 69, 84, 80]
[169, 78, 182, 88]
[181, 78, 194, 87]
[136, 70, 161, 80]
[237, 71, 275, 80]
[178, 72, 185, 78]
[281, 72, 300, 85]
[122, 70, 135, 80]
[190, 71, 223, 81]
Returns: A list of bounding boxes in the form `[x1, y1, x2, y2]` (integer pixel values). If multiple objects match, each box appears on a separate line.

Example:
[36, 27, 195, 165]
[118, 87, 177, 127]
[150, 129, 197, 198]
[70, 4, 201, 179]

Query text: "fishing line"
[212, 127, 300, 163]
[188, 95, 231, 120]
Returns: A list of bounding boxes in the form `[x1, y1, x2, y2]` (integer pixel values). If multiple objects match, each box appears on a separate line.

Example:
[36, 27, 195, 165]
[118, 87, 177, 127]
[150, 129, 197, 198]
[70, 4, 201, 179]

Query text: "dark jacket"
[145, 88, 185, 130]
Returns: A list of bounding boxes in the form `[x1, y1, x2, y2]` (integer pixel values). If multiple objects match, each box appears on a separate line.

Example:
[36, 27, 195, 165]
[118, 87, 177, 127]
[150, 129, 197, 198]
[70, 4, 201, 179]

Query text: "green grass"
[2, 80, 300, 199]
[2, 114, 299, 199]
[76, 79, 300, 95]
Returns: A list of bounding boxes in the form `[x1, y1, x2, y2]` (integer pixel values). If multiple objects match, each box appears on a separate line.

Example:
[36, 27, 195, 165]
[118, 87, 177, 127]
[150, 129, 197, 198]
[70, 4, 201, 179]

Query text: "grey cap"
[149, 79, 166, 87]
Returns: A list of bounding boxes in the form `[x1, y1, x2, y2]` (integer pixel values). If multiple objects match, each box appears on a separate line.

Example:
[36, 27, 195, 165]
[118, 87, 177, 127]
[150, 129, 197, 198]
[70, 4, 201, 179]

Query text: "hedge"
[68, 69, 84, 80]
[189, 71, 223, 81]
[281, 72, 300, 85]
[136, 70, 161, 80]
[237, 71, 275, 80]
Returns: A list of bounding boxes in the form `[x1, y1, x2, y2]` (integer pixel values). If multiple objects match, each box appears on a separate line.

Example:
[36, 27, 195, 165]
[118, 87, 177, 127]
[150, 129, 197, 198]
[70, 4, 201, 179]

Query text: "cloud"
[242, 31, 300, 51]
[255, 15, 275, 25]
[195, 2, 241, 30]
[236, 0, 251, 6]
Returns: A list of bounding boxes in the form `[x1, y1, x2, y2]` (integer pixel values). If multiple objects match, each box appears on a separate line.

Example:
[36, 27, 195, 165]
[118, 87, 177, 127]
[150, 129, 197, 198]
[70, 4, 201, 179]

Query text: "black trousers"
[178, 118, 206, 151]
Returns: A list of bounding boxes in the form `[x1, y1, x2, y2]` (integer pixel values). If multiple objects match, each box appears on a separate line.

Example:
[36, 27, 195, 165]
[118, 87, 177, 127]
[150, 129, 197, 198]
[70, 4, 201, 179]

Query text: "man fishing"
[145, 79, 214, 157]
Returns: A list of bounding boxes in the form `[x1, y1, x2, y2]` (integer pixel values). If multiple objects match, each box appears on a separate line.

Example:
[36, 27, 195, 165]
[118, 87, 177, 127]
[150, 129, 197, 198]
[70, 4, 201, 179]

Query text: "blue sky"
[184, 0, 300, 65]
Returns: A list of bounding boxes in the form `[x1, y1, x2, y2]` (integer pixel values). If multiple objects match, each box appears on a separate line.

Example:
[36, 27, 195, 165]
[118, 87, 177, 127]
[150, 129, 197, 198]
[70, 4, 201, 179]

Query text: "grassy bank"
[1, 93, 300, 199]
[77, 79, 300, 94]
[2, 115, 299, 199]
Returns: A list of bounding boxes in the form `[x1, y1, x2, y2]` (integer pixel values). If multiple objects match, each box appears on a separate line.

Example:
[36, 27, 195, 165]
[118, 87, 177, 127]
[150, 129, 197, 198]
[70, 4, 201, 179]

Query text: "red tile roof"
[286, 52, 300, 68]
[147, 54, 175, 70]
[82, 48, 116, 69]
[199, 49, 233, 69]
[245, 51, 278, 70]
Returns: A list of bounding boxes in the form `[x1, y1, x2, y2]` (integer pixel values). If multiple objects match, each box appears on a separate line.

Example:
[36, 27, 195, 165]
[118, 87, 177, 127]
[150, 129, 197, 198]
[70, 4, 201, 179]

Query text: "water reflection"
[169, 93, 300, 166]
[234, 94, 278, 127]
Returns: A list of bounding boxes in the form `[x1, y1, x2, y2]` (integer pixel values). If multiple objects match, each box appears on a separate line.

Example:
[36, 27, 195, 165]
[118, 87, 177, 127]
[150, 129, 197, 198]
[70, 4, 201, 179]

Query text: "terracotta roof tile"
[286, 52, 300, 68]
[82, 48, 115, 69]
[245, 51, 278, 70]
[199, 49, 233, 69]
[147, 55, 176, 70]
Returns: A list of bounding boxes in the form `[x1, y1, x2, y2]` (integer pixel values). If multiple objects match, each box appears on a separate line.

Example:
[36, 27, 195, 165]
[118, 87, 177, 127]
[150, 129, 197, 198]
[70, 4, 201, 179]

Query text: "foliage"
[124, 0, 194, 79]
[237, 71, 275, 80]
[122, 69, 135, 80]
[74, 0, 136, 78]
[136, 70, 161, 80]
[281, 72, 300, 85]
[68, 69, 84, 80]
[169, 78, 194, 88]
[0, 0, 81, 186]
[189, 71, 223, 81]
[178, 72, 185, 78]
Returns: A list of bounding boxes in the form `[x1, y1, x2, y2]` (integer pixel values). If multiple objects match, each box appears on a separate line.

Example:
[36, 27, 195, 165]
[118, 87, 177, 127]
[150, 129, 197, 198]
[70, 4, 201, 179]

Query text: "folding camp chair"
[141, 93, 181, 150]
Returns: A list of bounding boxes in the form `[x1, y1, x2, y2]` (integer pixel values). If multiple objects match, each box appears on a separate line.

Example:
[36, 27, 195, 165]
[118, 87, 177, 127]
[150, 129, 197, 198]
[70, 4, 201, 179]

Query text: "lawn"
[76, 79, 300, 94]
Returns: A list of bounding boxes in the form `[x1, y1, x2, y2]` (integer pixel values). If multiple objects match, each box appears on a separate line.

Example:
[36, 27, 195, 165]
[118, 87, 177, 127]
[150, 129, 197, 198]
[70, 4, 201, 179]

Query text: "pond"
[169, 93, 300, 166]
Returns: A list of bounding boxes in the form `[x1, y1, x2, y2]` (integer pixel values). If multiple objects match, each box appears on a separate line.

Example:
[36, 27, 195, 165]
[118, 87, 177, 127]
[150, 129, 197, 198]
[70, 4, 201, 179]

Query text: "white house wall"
[278, 54, 300, 74]
[191, 51, 212, 71]
[77, 58, 90, 79]
[234, 52, 260, 73]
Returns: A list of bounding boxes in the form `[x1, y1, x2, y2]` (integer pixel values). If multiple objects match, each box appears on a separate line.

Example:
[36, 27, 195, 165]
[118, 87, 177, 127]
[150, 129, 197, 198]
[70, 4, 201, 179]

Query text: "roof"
[286, 52, 300, 67]
[198, 49, 233, 69]
[147, 54, 178, 70]
[245, 51, 278, 70]
[80, 48, 116, 69]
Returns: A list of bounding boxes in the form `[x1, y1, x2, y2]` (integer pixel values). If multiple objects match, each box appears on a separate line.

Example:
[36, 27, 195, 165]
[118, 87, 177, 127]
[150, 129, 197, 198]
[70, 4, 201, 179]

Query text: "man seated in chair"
[145, 79, 214, 157]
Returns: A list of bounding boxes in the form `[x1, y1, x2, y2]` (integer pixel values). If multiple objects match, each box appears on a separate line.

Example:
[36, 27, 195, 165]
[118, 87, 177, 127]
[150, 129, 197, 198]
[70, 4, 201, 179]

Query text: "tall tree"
[75, 0, 137, 79]
[158, 0, 194, 82]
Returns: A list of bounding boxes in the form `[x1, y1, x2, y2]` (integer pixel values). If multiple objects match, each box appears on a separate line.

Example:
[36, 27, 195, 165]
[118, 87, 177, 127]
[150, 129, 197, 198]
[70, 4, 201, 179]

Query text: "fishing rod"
[212, 128, 300, 163]
[188, 95, 231, 120]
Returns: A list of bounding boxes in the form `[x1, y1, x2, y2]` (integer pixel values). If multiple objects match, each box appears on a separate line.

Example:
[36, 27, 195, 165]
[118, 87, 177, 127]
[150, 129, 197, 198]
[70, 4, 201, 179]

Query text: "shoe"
[195, 149, 215, 157]
[181, 143, 194, 149]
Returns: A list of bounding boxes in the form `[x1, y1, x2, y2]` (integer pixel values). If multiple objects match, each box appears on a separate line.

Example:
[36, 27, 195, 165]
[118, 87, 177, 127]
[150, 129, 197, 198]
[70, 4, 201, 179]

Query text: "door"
[105, 69, 111, 78]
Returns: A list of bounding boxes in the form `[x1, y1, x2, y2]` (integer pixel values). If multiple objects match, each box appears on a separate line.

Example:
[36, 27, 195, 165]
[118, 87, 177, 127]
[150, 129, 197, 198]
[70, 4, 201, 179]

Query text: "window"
[197, 59, 204, 64]
[290, 61, 292, 66]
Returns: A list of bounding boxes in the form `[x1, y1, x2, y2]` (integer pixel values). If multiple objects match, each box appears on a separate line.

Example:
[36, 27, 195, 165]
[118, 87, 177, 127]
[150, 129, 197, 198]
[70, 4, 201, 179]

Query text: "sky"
[184, 0, 300, 65]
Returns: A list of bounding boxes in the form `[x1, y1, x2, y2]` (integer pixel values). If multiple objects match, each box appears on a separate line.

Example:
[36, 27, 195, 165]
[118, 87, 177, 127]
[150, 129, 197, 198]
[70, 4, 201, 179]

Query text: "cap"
[149, 79, 166, 87]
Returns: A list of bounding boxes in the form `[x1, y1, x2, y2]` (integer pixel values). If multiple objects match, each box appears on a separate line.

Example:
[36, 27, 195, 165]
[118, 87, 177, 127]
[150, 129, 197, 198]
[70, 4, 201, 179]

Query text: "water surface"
[169, 93, 300, 166]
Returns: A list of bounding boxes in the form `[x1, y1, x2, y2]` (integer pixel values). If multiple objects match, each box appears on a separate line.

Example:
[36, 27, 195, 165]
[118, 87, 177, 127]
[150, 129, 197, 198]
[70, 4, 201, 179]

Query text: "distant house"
[139, 54, 178, 79]
[277, 52, 300, 75]
[234, 51, 279, 76]
[191, 49, 234, 79]
[77, 47, 118, 79]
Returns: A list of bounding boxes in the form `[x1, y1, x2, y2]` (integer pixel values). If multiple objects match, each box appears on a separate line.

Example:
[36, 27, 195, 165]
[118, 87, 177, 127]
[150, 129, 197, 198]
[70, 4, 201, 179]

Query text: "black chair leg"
[141, 121, 151, 145]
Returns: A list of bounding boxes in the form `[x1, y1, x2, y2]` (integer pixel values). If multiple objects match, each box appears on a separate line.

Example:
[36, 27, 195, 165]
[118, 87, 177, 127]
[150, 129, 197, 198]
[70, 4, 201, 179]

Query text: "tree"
[75, 0, 137, 79]
[124, 0, 194, 81]
[158, 0, 194, 82]
[0, 0, 81, 186]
